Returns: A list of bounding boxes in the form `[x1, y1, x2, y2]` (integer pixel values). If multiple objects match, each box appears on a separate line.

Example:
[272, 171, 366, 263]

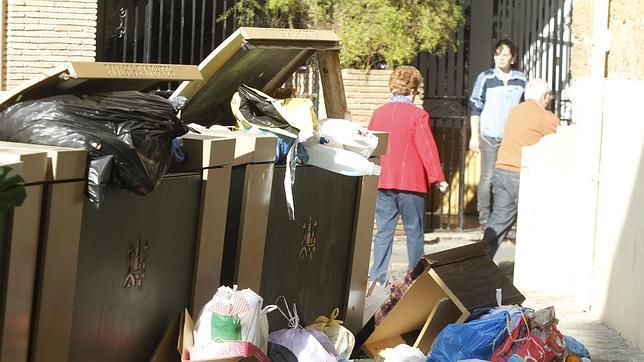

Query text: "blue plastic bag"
[564, 335, 590, 358]
[427, 311, 509, 362]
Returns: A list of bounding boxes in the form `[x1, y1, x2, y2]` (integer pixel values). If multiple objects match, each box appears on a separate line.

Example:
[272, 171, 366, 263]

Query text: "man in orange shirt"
[483, 79, 560, 257]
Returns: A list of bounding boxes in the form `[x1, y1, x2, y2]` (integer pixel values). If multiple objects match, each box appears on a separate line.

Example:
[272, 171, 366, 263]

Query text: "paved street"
[370, 229, 644, 361]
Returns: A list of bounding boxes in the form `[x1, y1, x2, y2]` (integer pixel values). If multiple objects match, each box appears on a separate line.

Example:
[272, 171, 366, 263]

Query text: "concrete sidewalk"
[371, 229, 644, 361]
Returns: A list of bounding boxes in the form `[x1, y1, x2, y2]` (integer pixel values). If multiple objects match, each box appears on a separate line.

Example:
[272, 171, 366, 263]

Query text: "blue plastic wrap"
[427, 311, 509, 362]
[564, 335, 590, 358]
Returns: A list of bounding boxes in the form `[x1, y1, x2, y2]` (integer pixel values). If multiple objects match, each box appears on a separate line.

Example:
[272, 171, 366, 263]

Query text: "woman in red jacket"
[368, 65, 448, 283]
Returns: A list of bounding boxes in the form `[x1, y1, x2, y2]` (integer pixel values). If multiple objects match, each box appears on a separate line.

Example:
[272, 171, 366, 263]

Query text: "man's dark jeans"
[478, 135, 502, 226]
[483, 168, 520, 257]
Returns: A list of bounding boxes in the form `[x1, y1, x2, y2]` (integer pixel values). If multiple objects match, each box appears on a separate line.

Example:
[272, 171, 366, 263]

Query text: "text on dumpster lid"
[103, 63, 177, 79]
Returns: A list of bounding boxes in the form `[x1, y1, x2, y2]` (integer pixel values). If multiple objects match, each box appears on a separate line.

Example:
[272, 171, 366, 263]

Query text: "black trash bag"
[267, 342, 298, 362]
[0, 91, 188, 204]
[236, 84, 300, 136]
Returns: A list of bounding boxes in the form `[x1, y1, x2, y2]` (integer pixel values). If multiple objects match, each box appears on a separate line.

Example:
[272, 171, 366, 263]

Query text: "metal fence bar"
[144, 0, 153, 63]
[211, 0, 217, 49]
[199, 0, 206, 62]
[158, 0, 164, 63]
[459, 2, 471, 230]
[132, 1, 140, 62]
[169, 0, 175, 64]
[179, 0, 185, 64]
[121, 6, 129, 62]
[190, 0, 196, 64]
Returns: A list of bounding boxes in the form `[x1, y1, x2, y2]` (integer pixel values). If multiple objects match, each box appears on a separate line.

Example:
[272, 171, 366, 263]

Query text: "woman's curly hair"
[389, 66, 423, 96]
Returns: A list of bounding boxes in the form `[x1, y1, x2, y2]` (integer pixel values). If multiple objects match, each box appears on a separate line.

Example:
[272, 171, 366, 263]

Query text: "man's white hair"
[524, 79, 551, 100]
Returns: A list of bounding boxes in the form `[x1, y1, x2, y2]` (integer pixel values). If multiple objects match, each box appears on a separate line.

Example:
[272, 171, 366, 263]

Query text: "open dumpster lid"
[0, 62, 202, 112]
[171, 27, 344, 127]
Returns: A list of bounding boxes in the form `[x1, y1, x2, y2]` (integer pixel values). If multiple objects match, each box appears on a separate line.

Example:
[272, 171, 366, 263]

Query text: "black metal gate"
[97, 0, 237, 64]
[415, 3, 470, 231]
[95, 0, 573, 231]
[416, 0, 573, 230]
[492, 0, 573, 122]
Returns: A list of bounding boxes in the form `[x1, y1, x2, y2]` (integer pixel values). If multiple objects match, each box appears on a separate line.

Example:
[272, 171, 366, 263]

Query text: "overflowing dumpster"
[0, 62, 252, 362]
[0, 26, 387, 361]
[172, 27, 387, 333]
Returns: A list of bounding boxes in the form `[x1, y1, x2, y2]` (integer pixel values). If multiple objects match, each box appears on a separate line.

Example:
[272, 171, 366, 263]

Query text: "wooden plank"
[413, 297, 462, 354]
[344, 173, 379, 333]
[185, 130, 277, 166]
[170, 135, 236, 172]
[0, 149, 47, 362]
[317, 50, 348, 119]
[240, 27, 340, 42]
[171, 30, 245, 102]
[66, 62, 201, 80]
[262, 49, 315, 94]
[235, 163, 274, 292]
[31, 150, 87, 362]
[191, 166, 232, 317]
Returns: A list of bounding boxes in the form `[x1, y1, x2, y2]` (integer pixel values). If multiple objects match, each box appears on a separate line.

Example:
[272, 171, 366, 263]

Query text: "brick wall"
[2, 0, 98, 90]
[339, 69, 424, 127]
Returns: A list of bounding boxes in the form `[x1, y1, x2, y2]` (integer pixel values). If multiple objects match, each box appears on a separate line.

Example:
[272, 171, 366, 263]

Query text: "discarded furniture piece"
[0, 62, 246, 362]
[172, 27, 387, 333]
[353, 242, 525, 358]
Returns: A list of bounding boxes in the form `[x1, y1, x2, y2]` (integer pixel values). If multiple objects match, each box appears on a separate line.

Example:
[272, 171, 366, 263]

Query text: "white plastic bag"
[268, 297, 337, 362]
[194, 286, 274, 354]
[377, 344, 426, 362]
[306, 308, 355, 360]
[319, 118, 378, 158]
[303, 143, 381, 176]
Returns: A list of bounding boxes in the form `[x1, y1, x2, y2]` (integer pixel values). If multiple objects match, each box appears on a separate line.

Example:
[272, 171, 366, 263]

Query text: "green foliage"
[0, 166, 26, 213]
[222, 0, 464, 69]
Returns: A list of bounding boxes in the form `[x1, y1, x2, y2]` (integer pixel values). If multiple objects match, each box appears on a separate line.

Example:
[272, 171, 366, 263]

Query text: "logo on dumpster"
[123, 236, 149, 288]
[299, 217, 319, 260]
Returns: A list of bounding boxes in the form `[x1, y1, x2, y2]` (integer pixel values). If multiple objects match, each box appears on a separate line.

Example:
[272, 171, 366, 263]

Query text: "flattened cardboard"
[354, 242, 525, 358]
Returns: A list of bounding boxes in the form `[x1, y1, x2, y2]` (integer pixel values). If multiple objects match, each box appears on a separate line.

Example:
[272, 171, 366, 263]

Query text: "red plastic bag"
[491, 311, 566, 361]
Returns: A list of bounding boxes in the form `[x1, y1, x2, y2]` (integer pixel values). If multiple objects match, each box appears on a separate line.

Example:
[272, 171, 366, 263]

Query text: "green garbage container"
[0, 62, 249, 362]
[173, 27, 387, 333]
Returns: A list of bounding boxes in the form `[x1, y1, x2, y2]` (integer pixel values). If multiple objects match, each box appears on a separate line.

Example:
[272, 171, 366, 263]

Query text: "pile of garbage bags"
[373, 305, 591, 362]
[0, 83, 378, 215]
[0, 91, 188, 205]
[226, 84, 380, 220]
[183, 286, 356, 361]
